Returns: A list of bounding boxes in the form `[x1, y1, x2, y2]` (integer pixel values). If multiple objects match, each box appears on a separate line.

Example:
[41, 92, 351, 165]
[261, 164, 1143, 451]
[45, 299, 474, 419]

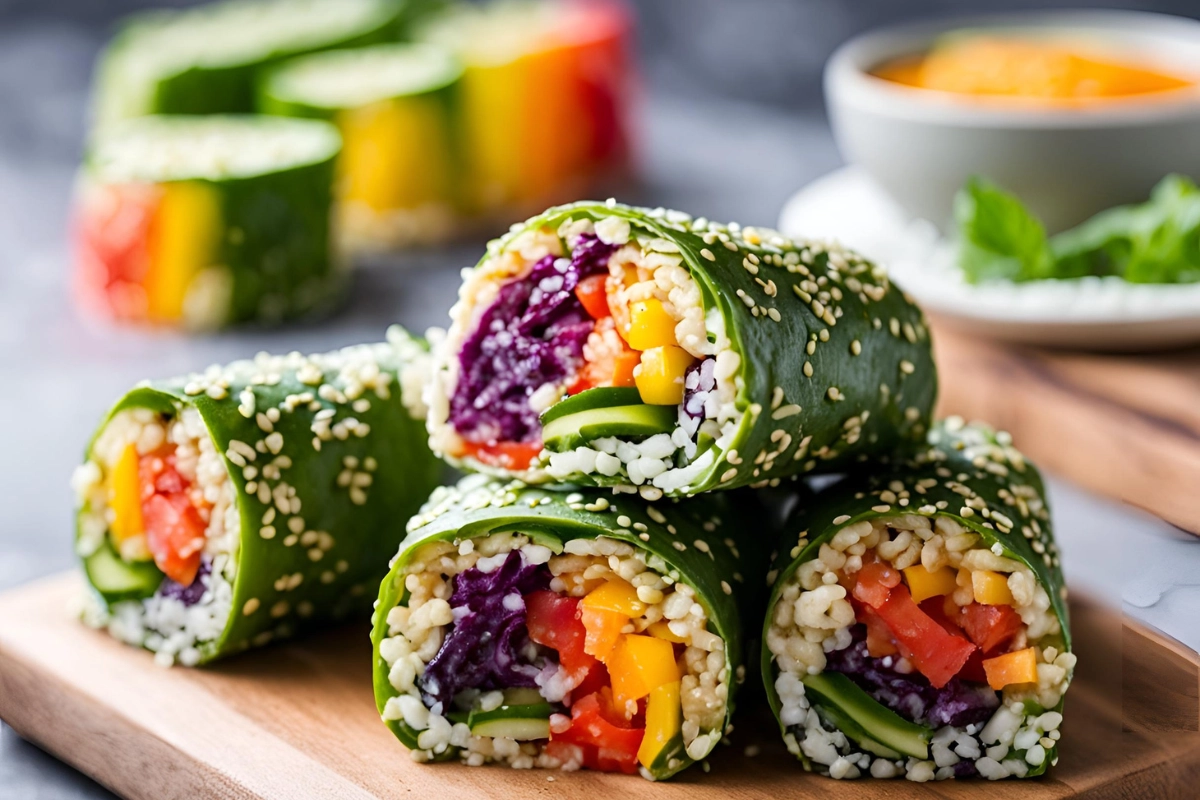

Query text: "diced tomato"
[566, 375, 592, 396]
[136, 451, 206, 586]
[958, 647, 989, 684]
[525, 591, 600, 685]
[851, 559, 901, 608]
[574, 659, 611, 700]
[957, 602, 1024, 654]
[575, 274, 612, 319]
[460, 439, 542, 470]
[550, 691, 643, 774]
[859, 605, 899, 658]
[142, 492, 205, 586]
[873, 584, 976, 689]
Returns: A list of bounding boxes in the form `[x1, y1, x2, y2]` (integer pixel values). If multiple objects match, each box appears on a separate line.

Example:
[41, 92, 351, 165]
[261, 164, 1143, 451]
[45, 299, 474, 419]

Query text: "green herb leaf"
[954, 176, 1054, 283]
[955, 174, 1200, 284]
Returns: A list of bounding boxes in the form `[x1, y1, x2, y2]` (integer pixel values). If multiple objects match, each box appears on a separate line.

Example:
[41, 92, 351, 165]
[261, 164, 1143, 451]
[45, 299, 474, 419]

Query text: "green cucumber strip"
[84, 539, 163, 603]
[813, 697, 902, 759]
[468, 701, 553, 729]
[500, 688, 545, 706]
[468, 717, 551, 741]
[539, 386, 643, 426]
[542, 404, 675, 451]
[802, 672, 930, 760]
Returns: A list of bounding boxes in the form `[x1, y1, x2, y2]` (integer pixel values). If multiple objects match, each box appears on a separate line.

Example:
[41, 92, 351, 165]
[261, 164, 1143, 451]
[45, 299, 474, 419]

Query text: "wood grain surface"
[932, 328, 1200, 536]
[1, 573, 1198, 799]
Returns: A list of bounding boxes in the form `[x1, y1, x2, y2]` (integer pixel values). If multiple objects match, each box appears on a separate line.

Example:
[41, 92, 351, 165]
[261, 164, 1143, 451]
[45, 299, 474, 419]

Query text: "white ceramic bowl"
[825, 10, 1200, 234]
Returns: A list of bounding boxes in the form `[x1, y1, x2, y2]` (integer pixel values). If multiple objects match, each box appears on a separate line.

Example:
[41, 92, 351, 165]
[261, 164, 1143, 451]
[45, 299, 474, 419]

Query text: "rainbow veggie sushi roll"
[259, 0, 633, 252]
[762, 420, 1072, 781]
[92, 0, 433, 127]
[259, 43, 464, 251]
[426, 201, 937, 497]
[415, 0, 633, 217]
[71, 327, 441, 666]
[371, 476, 767, 778]
[73, 115, 343, 329]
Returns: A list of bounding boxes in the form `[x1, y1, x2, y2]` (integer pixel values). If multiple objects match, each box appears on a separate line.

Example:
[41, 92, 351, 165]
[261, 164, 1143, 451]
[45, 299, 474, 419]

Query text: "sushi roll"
[414, 0, 633, 216]
[259, 0, 634, 252]
[762, 420, 1073, 781]
[427, 201, 937, 497]
[371, 476, 768, 778]
[74, 115, 343, 329]
[91, 0, 435, 127]
[71, 327, 442, 666]
[259, 43, 464, 251]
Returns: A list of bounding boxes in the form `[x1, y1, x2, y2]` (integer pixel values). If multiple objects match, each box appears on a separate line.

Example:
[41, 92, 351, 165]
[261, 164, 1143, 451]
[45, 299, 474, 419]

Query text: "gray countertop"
[2, 19, 1198, 800]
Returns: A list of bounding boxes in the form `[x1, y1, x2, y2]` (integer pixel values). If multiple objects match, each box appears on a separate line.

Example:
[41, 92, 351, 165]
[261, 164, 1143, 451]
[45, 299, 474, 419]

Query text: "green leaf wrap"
[77, 327, 442, 663]
[761, 421, 1069, 778]
[371, 476, 771, 779]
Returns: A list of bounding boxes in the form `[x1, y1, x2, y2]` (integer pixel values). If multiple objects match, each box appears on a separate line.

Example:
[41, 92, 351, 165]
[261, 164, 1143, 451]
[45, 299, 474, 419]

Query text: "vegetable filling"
[73, 406, 239, 666]
[378, 534, 729, 774]
[768, 514, 1073, 781]
[435, 214, 739, 490]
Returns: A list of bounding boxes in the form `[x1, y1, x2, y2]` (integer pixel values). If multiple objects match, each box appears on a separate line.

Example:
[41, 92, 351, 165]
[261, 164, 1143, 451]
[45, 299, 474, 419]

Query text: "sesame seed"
[803, 362, 813, 378]
[617, 515, 632, 528]
[721, 581, 732, 595]
[672, 541, 687, 551]
[720, 467, 738, 483]
[700, 248, 716, 261]
[850, 340, 862, 356]
[771, 404, 801, 420]
[242, 598, 260, 616]
[832, 514, 851, 525]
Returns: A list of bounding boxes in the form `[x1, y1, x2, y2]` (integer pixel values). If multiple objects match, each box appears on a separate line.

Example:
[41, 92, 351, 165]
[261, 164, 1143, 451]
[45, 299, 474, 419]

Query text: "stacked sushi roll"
[72, 327, 441, 665]
[260, 0, 633, 251]
[73, 115, 344, 329]
[68, 199, 1072, 783]
[91, 0, 434, 126]
[762, 420, 1072, 781]
[426, 201, 937, 494]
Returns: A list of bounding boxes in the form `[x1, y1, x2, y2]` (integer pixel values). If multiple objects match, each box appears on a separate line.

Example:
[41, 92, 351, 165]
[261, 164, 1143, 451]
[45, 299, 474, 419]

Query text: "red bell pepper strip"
[873, 584, 976, 689]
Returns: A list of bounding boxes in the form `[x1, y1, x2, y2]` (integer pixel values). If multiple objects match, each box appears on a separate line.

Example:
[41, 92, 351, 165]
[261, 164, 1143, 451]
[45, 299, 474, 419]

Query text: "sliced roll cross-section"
[260, 43, 464, 251]
[427, 201, 937, 497]
[371, 476, 768, 779]
[92, 0, 428, 126]
[74, 115, 343, 329]
[72, 327, 441, 665]
[762, 420, 1073, 781]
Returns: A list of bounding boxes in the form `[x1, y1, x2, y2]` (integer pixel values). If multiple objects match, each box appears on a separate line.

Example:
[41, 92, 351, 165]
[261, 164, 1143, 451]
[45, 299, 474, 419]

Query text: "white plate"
[778, 166, 1200, 350]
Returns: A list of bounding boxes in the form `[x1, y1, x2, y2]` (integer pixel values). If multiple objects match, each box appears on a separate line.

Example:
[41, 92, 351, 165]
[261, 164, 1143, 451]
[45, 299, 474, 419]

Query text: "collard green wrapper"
[371, 476, 770, 779]
[78, 327, 441, 662]
[433, 201, 937, 494]
[761, 420, 1069, 776]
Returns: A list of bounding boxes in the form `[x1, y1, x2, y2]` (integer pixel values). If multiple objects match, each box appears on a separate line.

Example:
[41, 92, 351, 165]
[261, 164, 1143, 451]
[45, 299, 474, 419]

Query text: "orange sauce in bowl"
[872, 36, 1196, 104]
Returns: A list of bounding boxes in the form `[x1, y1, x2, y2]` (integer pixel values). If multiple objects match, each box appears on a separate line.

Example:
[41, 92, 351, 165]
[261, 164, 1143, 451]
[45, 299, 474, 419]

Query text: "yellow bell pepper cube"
[108, 444, 144, 547]
[581, 578, 645, 617]
[609, 634, 680, 707]
[634, 345, 694, 405]
[646, 620, 687, 644]
[972, 569, 1015, 606]
[982, 647, 1038, 690]
[624, 298, 678, 351]
[637, 680, 681, 769]
[903, 564, 959, 603]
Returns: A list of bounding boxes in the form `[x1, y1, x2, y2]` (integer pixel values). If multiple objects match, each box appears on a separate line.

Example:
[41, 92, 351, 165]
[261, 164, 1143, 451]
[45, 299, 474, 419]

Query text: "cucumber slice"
[540, 387, 643, 426]
[813, 700, 901, 759]
[84, 538, 164, 604]
[542, 404, 675, 452]
[467, 693, 553, 740]
[802, 672, 931, 760]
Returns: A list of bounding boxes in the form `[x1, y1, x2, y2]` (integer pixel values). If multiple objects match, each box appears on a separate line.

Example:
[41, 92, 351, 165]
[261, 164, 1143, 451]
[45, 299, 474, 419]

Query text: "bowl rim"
[825, 8, 1200, 128]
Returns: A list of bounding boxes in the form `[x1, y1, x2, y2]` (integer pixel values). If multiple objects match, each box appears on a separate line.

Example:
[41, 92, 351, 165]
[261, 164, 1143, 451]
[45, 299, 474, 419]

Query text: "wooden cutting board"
[932, 327, 1200, 536]
[0, 573, 1197, 799]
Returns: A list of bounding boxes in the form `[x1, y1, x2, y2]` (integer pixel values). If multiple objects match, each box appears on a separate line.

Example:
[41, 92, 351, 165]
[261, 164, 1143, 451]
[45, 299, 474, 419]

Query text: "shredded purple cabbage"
[824, 625, 999, 729]
[418, 551, 552, 710]
[159, 558, 209, 606]
[450, 233, 617, 444]
[680, 357, 716, 438]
